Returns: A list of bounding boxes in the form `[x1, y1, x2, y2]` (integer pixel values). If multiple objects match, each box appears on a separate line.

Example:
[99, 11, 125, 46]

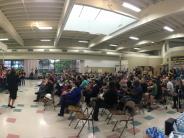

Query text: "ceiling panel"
[0, 0, 65, 46]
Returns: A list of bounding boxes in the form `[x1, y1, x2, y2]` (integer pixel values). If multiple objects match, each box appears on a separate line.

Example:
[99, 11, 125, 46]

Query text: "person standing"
[35, 68, 38, 79]
[7, 68, 19, 108]
[166, 77, 176, 108]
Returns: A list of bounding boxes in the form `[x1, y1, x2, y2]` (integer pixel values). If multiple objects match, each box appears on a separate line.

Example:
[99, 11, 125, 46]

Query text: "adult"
[7, 68, 19, 108]
[35, 68, 38, 79]
[166, 77, 176, 108]
[131, 80, 143, 104]
[33, 76, 54, 102]
[175, 79, 184, 109]
[58, 81, 81, 117]
[92, 82, 118, 121]
[80, 75, 89, 89]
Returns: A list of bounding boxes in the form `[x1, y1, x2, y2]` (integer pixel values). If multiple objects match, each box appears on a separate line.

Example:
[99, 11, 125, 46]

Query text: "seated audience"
[34, 76, 54, 102]
[92, 82, 118, 121]
[58, 81, 81, 117]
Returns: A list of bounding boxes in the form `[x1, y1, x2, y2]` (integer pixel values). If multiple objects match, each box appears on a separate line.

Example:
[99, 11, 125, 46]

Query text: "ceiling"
[0, 0, 184, 56]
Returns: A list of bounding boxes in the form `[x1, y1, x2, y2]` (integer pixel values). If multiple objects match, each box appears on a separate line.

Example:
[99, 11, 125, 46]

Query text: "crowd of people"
[1, 65, 184, 121]
[0, 68, 26, 89]
[33, 67, 184, 121]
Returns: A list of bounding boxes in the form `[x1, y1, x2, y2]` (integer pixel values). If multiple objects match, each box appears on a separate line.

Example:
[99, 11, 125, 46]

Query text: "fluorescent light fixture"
[136, 40, 154, 45]
[0, 38, 8, 41]
[139, 50, 146, 53]
[70, 50, 79, 52]
[38, 26, 53, 30]
[40, 39, 51, 42]
[129, 36, 139, 40]
[78, 40, 88, 43]
[109, 44, 118, 47]
[122, 2, 141, 12]
[106, 51, 120, 55]
[134, 48, 140, 50]
[116, 47, 125, 51]
[65, 4, 136, 35]
[163, 26, 174, 32]
[34, 49, 44, 52]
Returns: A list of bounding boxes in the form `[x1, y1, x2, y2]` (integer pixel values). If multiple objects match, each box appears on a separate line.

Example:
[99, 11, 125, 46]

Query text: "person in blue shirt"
[58, 81, 81, 117]
[80, 76, 89, 89]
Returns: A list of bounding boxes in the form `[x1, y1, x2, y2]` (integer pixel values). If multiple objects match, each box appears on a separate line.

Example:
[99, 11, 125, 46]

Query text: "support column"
[119, 55, 122, 71]
[78, 60, 85, 74]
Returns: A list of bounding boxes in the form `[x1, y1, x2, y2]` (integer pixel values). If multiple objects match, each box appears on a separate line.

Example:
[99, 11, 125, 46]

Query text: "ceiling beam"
[0, 10, 24, 46]
[0, 42, 8, 51]
[89, 0, 184, 48]
[54, 0, 75, 47]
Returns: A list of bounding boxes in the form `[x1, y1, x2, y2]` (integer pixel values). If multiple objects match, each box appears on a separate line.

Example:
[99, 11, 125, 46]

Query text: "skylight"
[64, 5, 136, 35]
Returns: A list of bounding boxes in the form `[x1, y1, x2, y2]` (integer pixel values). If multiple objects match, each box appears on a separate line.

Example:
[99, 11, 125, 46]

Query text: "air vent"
[12, 49, 17, 52]
[62, 49, 67, 52]
[44, 49, 50, 52]
[28, 49, 33, 52]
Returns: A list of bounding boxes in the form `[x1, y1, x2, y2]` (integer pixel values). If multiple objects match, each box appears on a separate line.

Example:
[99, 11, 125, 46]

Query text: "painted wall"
[83, 60, 119, 73]
[84, 60, 119, 67]
[126, 55, 162, 69]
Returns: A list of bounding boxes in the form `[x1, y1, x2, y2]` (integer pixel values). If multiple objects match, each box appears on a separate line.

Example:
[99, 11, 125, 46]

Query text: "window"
[38, 59, 76, 74]
[4, 60, 24, 69]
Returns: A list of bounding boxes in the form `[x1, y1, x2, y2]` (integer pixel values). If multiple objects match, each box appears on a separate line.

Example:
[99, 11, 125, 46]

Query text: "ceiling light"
[38, 26, 53, 30]
[0, 38, 8, 41]
[136, 40, 154, 45]
[106, 52, 117, 55]
[116, 47, 125, 51]
[129, 36, 139, 40]
[109, 44, 118, 47]
[70, 50, 79, 52]
[134, 48, 140, 50]
[78, 40, 88, 43]
[40, 39, 51, 42]
[139, 50, 146, 53]
[163, 26, 174, 32]
[122, 2, 141, 12]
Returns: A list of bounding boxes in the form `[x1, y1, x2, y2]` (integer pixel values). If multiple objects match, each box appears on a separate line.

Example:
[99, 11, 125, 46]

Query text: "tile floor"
[0, 80, 182, 138]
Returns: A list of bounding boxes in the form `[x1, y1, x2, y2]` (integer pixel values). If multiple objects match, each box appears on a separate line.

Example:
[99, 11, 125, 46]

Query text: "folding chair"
[112, 100, 136, 137]
[68, 104, 83, 126]
[74, 107, 94, 138]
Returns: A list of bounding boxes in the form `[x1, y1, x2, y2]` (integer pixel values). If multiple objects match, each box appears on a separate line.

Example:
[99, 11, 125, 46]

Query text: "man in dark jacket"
[34, 77, 54, 102]
[58, 81, 81, 117]
[7, 68, 19, 108]
[92, 82, 118, 121]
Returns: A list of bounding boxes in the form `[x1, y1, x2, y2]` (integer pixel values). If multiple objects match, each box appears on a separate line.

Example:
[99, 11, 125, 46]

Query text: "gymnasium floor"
[0, 80, 181, 138]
